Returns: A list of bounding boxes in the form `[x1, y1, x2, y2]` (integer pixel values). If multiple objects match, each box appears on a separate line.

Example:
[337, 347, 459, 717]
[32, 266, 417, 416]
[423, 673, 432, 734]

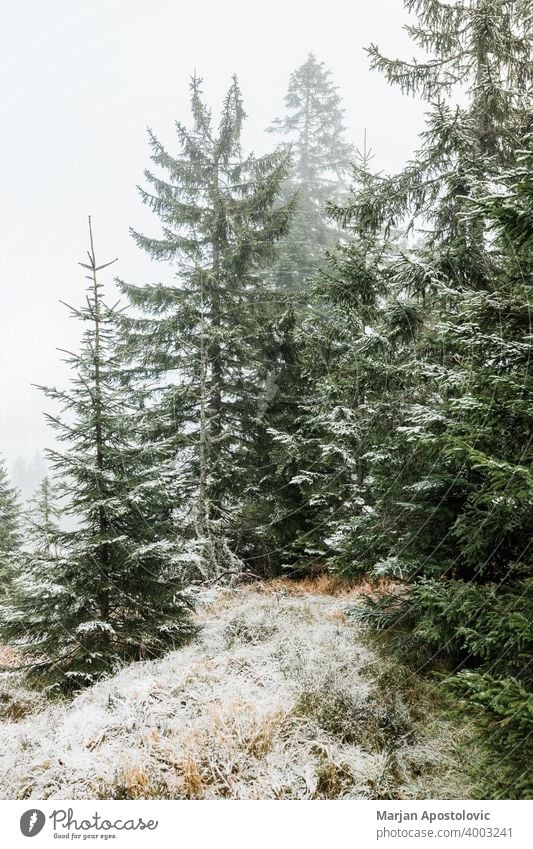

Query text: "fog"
[0, 0, 425, 471]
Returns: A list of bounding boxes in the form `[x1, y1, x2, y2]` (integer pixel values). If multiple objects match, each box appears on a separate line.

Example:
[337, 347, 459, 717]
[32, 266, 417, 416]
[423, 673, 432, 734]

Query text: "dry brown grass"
[262, 574, 400, 599]
[0, 645, 21, 668]
[326, 609, 349, 623]
[119, 765, 155, 799]
[182, 754, 205, 799]
[314, 756, 354, 799]
[123, 702, 294, 800]
[246, 711, 284, 758]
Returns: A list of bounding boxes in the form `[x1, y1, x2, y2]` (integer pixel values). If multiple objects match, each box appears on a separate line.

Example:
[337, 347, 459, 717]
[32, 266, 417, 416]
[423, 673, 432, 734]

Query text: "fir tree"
[259, 136, 407, 572]
[11, 454, 47, 502]
[268, 53, 353, 289]
[433, 141, 533, 580]
[25, 476, 60, 558]
[238, 56, 354, 570]
[1, 220, 193, 691]
[120, 74, 293, 578]
[0, 457, 22, 595]
[354, 0, 530, 251]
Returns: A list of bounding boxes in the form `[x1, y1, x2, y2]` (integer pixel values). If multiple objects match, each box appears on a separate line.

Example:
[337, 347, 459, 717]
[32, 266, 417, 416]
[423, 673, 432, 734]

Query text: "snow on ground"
[0, 581, 471, 799]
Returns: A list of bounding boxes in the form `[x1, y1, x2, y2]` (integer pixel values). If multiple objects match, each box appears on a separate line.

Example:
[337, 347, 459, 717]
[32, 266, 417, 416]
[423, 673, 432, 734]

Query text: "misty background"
[0, 0, 425, 490]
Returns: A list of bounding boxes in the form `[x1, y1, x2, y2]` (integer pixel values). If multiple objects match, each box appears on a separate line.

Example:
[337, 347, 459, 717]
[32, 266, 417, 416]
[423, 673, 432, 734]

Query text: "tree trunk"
[88, 217, 111, 622]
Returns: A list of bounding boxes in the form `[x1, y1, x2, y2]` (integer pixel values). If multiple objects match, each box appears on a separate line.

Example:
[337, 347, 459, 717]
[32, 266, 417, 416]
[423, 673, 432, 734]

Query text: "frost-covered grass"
[0, 581, 477, 799]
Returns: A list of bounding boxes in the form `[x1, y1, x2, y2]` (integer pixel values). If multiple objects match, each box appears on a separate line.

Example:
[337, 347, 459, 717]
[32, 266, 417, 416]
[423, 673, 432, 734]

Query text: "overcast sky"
[0, 0, 426, 470]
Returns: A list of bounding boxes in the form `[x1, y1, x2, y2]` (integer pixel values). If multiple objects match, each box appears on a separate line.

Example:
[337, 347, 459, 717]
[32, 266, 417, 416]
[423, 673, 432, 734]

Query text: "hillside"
[0, 580, 476, 800]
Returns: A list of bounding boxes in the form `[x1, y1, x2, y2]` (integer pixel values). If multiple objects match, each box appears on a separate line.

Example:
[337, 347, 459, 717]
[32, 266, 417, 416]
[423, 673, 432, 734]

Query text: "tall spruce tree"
[11, 454, 48, 502]
[1, 220, 193, 691]
[371, 137, 533, 798]
[120, 75, 293, 578]
[268, 53, 353, 289]
[0, 457, 22, 595]
[237, 56, 354, 571]
[25, 476, 60, 558]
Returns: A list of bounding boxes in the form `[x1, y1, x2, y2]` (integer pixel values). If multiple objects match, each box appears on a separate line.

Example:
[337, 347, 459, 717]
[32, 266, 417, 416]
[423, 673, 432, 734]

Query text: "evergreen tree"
[120, 74, 293, 578]
[432, 144, 532, 581]
[11, 454, 48, 502]
[25, 476, 61, 558]
[0, 457, 22, 594]
[239, 56, 354, 571]
[1, 220, 193, 691]
[268, 53, 353, 289]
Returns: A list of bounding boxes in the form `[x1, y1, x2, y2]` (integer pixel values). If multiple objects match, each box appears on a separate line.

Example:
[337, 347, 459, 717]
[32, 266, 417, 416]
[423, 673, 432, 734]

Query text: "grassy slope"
[0, 578, 480, 799]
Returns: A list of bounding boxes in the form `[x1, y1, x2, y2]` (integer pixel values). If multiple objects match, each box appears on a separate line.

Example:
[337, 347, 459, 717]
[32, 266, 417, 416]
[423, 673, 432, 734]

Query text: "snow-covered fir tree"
[341, 0, 532, 577]
[120, 75, 293, 578]
[10, 454, 48, 502]
[0, 457, 22, 595]
[425, 137, 533, 581]
[0, 220, 194, 691]
[235, 55, 354, 570]
[25, 476, 61, 558]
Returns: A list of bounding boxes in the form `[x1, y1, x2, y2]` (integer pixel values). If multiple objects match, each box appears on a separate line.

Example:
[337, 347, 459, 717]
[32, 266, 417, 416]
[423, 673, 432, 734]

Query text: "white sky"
[0, 0, 426, 468]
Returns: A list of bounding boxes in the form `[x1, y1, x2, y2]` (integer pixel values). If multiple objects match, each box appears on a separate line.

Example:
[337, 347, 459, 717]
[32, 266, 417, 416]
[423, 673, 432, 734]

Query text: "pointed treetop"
[189, 72, 212, 137]
[217, 74, 246, 164]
